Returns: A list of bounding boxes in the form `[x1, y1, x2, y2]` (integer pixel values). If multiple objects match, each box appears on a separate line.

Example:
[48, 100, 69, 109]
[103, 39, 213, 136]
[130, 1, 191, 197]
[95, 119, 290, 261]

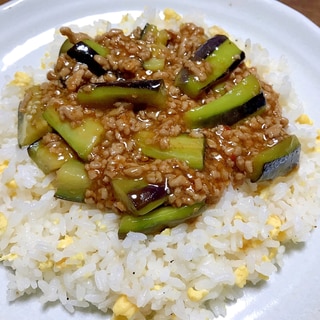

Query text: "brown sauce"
[36, 23, 289, 214]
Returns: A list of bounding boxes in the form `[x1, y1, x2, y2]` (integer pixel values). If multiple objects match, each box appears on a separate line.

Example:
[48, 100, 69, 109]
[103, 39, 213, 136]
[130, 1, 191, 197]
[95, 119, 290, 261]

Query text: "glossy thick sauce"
[35, 23, 289, 213]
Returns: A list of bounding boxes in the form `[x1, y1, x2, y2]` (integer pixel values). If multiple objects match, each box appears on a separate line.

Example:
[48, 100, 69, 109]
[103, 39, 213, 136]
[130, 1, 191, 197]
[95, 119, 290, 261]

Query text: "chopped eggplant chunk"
[59, 38, 74, 55]
[135, 131, 205, 170]
[77, 79, 167, 109]
[54, 159, 91, 202]
[60, 39, 109, 56]
[67, 41, 106, 76]
[81, 39, 109, 57]
[250, 135, 301, 182]
[112, 178, 147, 213]
[28, 133, 76, 174]
[112, 178, 169, 216]
[175, 34, 245, 98]
[127, 184, 168, 212]
[118, 202, 205, 237]
[18, 85, 52, 147]
[140, 23, 169, 45]
[184, 74, 265, 128]
[43, 105, 104, 160]
[193, 35, 228, 60]
[141, 23, 168, 71]
[143, 57, 166, 72]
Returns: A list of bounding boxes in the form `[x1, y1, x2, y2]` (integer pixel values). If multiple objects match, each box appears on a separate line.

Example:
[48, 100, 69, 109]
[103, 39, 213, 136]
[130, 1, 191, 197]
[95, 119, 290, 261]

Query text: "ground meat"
[60, 26, 92, 44]
[40, 22, 289, 214]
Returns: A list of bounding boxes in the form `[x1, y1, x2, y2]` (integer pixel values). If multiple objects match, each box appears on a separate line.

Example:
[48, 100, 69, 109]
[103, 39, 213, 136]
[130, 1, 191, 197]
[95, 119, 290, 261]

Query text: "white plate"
[0, 0, 320, 319]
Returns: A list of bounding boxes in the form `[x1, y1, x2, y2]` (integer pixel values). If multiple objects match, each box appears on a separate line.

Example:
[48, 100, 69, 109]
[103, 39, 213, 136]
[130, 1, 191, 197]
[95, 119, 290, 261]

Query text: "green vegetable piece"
[112, 178, 147, 213]
[18, 85, 52, 147]
[175, 35, 245, 98]
[67, 41, 106, 76]
[141, 24, 168, 71]
[43, 105, 104, 160]
[250, 135, 301, 182]
[112, 178, 168, 216]
[135, 131, 205, 170]
[141, 23, 169, 45]
[59, 38, 109, 57]
[143, 57, 165, 71]
[77, 79, 167, 109]
[82, 39, 109, 57]
[184, 74, 265, 129]
[128, 187, 168, 216]
[54, 159, 91, 202]
[59, 39, 74, 55]
[118, 202, 205, 237]
[27, 134, 76, 174]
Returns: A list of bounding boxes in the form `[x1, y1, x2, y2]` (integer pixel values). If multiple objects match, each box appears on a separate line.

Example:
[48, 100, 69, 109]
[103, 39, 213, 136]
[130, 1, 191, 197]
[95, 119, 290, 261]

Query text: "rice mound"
[0, 10, 320, 320]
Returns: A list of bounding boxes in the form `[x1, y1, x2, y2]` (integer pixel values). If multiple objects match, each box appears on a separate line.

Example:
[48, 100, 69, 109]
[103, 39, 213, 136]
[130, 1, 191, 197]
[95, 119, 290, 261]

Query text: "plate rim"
[0, 1, 320, 320]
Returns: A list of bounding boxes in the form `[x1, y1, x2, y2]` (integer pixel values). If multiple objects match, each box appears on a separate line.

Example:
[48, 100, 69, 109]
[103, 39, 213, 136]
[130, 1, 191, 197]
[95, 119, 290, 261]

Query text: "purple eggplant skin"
[217, 92, 266, 127]
[175, 34, 245, 98]
[127, 183, 169, 211]
[192, 35, 245, 69]
[94, 79, 164, 91]
[193, 34, 229, 61]
[177, 35, 231, 85]
[77, 79, 167, 109]
[67, 41, 106, 76]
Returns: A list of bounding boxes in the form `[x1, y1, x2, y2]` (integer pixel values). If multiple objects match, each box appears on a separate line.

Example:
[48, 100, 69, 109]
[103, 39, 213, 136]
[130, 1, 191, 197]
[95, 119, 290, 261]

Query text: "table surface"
[280, 0, 320, 26]
[0, 0, 319, 26]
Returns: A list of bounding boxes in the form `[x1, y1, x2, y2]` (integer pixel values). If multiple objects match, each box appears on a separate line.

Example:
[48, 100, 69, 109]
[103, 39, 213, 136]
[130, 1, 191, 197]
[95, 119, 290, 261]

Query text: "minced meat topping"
[20, 22, 293, 221]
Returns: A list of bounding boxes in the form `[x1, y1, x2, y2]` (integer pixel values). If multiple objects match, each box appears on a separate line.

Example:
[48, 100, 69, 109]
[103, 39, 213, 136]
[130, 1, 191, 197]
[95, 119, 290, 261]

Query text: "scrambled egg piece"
[258, 272, 269, 281]
[242, 238, 262, 250]
[5, 179, 17, 197]
[9, 71, 33, 87]
[55, 257, 67, 270]
[315, 129, 320, 153]
[52, 218, 60, 225]
[160, 228, 171, 236]
[267, 214, 286, 241]
[262, 246, 278, 261]
[152, 284, 163, 291]
[112, 295, 138, 320]
[163, 8, 181, 21]
[39, 251, 86, 272]
[268, 247, 278, 260]
[0, 213, 8, 236]
[234, 265, 249, 288]
[0, 161, 8, 174]
[233, 211, 247, 223]
[296, 113, 313, 125]
[67, 252, 85, 266]
[38, 258, 54, 271]
[55, 253, 85, 271]
[95, 220, 107, 231]
[6, 179, 17, 189]
[187, 287, 209, 302]
[267, 215, 282, 238]
[0, 253, 18, 262]
[57, 235, 73, 249]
